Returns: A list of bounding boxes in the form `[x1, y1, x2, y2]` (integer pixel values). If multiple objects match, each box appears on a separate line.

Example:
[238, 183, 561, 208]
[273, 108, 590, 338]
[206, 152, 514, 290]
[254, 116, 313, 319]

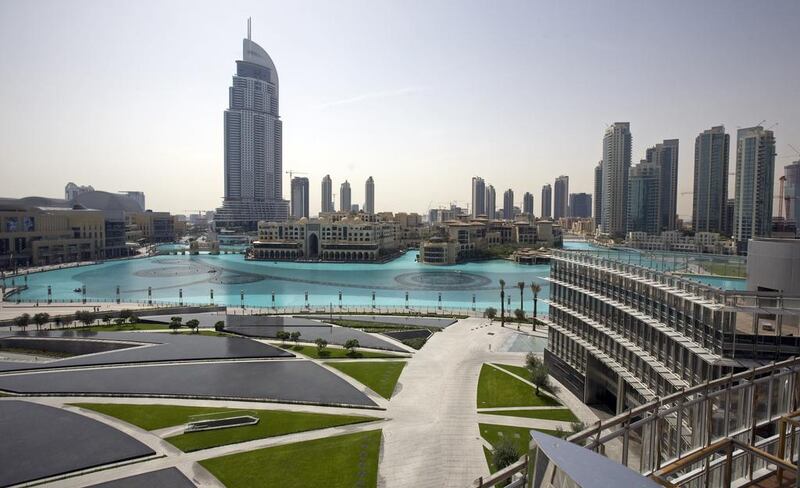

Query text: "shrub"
[485, 307, 497, 320]
[344, 338, 360, 354]
[492, 439, 520, 471]
[214, 320, 225, 332]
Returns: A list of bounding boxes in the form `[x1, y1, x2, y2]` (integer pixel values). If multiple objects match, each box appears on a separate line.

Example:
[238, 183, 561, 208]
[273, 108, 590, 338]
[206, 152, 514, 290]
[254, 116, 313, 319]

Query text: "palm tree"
[499, 279, 506, 327]
[530, 282, 542, 331]
[517, 281, 525, 330]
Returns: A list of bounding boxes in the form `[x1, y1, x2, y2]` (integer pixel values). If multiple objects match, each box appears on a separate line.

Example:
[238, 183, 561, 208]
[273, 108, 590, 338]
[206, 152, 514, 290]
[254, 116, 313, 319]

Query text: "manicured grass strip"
[328, 361, 407, 399]
[282, 344, 406, 359]
[480, 424, 567, 474]
[74, 323, 168, 332]
[167, 411, 377, 452]
[482, 408, 578, 422]
[200, 429, 382, 488]
[72, 403, 378, 451]
[492, 363, 530, 380]
[477, 364, 559, 408]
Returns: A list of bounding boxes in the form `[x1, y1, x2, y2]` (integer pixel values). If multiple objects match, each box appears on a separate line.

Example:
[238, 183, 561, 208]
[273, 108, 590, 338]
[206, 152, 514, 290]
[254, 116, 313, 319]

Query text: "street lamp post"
[47, 285, 52, 304]
[240, 289, 245, 309]
[179, 288, 183, 306]
[438, 292, 442, 311]
[338, 290, 342, 309]
[147, 286, 152, 305]
[472, 294, 476, 312]
[82, 285, 87, 304]
[271, 291, 275, 309]
[210, 288, 214, 305]
[405, 291, 409, 309]
[304, 291, 309, 309]
[372, 291, 375, 309]
[116, 285, 120, 304]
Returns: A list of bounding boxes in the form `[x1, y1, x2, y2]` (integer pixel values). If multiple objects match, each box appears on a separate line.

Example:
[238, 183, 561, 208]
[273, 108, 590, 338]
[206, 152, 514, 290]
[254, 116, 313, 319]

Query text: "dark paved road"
[87, 468, 196, 488]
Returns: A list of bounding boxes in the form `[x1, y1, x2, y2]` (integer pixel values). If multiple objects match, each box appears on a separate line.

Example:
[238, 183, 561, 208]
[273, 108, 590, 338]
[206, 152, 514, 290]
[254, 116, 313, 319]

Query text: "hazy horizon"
[1, 0, 799, 218]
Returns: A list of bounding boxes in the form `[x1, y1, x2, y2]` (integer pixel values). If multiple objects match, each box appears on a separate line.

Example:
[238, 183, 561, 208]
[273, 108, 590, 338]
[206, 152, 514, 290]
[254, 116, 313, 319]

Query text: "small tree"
[276, 330, 290, 345]
[102, 314, 113, 327]
[571, 421, 586, 433]
[14, 313, 30, 331]
[186, 319, 200, 334]
[119, 309, 132, 322]
[76, 310, 94, 328]
[485, 307, 497, 321]
[54, 316, 63, 329]
[290, 331, 301, 346]
[128, 315, 139, 328]
[214, 320, 225, 332]
[315, 337, 328, 354]
[344, 338, 360, 355]
[169, 316, 182, 333]
[33, 312, 50, 330]
[513, 308, 525, 322]
[492, 439, 520, 471]
[114, 318, 125, 327]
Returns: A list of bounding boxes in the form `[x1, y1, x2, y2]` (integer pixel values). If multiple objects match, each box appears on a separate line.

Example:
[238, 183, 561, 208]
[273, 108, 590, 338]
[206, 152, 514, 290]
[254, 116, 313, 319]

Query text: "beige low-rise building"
[250, 215, 399, 262]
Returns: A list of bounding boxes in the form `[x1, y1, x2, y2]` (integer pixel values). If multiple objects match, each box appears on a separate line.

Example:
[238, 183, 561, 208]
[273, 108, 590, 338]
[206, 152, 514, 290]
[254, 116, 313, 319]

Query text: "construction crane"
[285, 170, 308, 181]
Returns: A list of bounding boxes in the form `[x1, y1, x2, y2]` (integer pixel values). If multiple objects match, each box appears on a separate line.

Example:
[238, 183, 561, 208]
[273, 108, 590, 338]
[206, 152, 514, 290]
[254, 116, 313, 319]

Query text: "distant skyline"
[1, 0, 799, 217]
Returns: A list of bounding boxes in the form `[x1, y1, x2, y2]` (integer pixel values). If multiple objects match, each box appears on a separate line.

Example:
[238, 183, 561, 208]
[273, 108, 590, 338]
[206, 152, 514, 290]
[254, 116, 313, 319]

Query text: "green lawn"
[73, 322, 168, 332]
[492, 363, 530, 380]
[482, 408, 578, 422]
[477, 364, 560, 408]
[200, 429, 382, 488]
[282, 344, 406, 359]
[328, 361, 407, 399]
[73, 403, 378, 451]
[480, 424, 567, 474]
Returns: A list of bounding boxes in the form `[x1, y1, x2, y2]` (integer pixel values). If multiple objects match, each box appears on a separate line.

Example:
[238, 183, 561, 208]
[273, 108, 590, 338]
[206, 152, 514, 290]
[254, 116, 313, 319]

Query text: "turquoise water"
[7, 240, 745, 309]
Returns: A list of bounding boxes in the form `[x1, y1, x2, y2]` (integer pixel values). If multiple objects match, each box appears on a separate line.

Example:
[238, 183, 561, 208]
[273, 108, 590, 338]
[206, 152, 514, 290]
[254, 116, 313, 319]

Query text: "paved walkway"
[378, 317, 524, 488]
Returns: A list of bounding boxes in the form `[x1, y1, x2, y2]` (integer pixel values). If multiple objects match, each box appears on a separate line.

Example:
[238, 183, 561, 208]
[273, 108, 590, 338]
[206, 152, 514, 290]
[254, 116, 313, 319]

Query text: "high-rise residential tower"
[627, 160, 660, 234]
[733, 126, 776, 251]
[321, 175, 333, 213]
[553, 175, 569, 219]
[601, 122, 632, 237]
[523, 192, 534, 216]
[693, 126, 730, 234]
[569, 193, 592, 218]
[215, 20, 288, 229]
[339, 180, 352, 212]
[645, 139, 679, 232]
[485, 185, 496, 220]
[541, 184, 552, 219]
[364, 176, 374, 214]
[503, 189, 514, 220]
[471, 177, 486, 217]
[786, 161, 800, 231]
[594, 161, 603, 226]
[290, 177, 309, 219]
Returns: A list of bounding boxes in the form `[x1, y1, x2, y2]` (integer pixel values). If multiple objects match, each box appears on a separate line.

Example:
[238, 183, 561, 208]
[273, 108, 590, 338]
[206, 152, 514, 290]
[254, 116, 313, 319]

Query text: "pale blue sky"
[1, 0, 798, 217]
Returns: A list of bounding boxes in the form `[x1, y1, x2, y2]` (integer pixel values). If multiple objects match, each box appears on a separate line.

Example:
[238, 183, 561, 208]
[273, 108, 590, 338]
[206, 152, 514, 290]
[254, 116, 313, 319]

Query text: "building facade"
[627, 160, 660, 234]
[553, 175, 569, 219]
[594, 161, 603, 227]
[693, 126, 730, 234]
[290, 177, 309, 219]
[503, 189, 514, 220]
[251, 216, 398, 262]
[645, 139, 679, 232]
[523, 192, 534, 216]
[568, 193, 592, 218]
[364, 176, 375, 214]
[215, 23, 288, 229]
[485, 185, 497, 220]
[784, 161, 800, 233]
[541, 184, 552, 219]
[601, 122, 632, 237]
[471, 177, 486, 217]
[64, 182, 94, 201]
[321, 175, 334, 214]
[339, 181, 351, 212]
[732, 126, 775, 251]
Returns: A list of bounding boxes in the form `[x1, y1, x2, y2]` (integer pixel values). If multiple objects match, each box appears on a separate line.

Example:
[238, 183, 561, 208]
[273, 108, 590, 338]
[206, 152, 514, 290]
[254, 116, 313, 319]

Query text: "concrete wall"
[746, 238, 800, 295]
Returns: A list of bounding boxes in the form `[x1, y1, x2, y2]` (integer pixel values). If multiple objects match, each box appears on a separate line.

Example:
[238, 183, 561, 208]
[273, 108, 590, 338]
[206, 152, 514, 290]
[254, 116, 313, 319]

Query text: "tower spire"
[247, 17, 251, 40]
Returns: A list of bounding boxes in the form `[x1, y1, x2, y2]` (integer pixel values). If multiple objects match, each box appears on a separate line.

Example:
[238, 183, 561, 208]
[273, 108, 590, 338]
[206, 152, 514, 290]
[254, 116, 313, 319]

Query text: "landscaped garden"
[476, 364, 560, 408]
[73, 403, 379, 452]
[328, 361, 407, 399]
[280, 343, 407, 360]
[200, 429, 382, 488]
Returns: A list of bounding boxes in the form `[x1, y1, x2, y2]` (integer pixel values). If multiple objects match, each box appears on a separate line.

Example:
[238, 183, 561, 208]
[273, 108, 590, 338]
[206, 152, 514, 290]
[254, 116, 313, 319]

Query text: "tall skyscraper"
[553, 175, 569, 219]
[693, 126, 730, 234]
[569, 193, 592, 218]
[594, 161, 603, 226]
[364, 176, 375, 214]
[290, 177, 309, 219]
[321, 175, 333, 213]
[541, 184, 552, 218]
[523, 192, 534, 216]
[644, 139, 679, 231]
[733, 126, 776, 250]
[627, 160, 660, 234]
[485, 185, 496, 219]
[471, 177, 486, 217]
[340, 180, 352, 212]
[503, 189, 514, 220]
[601, 122, 632, 237]
[216, 20, 288, 229]
[785, 161, 800, 229]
